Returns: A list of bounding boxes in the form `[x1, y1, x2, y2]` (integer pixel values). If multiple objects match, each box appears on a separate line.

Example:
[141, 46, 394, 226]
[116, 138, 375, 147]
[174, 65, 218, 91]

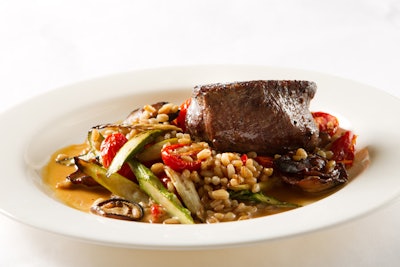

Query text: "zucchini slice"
[75, 158, 148, 204]
[106, 129, 163, 177]
[136, 138, 178, 162]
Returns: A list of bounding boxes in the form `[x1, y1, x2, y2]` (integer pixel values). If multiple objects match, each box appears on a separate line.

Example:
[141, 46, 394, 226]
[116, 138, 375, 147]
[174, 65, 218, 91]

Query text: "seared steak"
[185, 80, 319, 155]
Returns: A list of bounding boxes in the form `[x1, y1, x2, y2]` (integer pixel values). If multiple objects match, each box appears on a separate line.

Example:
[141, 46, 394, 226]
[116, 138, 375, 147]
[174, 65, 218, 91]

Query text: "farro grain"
[252, 183, 261, 193]
[157, 103, 176, 114]
[237, 175, 245, 184]
[220, 153, 231, 166]
[206, 216, 219, 223]
[103, 129, 115, 136]
[55, 153, 69, 162]
[148, 118, 158, 124]
[163, 218, 181, 224]
[316, 149, 326, 158]
[240, 166, 253, 180]
[227, 164, 235, 179]
[197, 148, 212, 160]
[235, 202, 247, 212]
[230, 177, 239, 187]
[214, 213, 225, 220]
[238, 215, 250, 220]
[247, 177, 257, 185]
[211, 189, 230, 200]
[211, 176, 221, 185]
[220, 177, 228, 186]
[209, 199, 223, 208]
[263, 168, 273, 177]
[190, 171, 201, 183]
[140, 110, 151, 120]
[325, 150, 334, 159]
[213, 165, 224, 178]
[150, 162, 164, 175]
[224, 212, 236, 221]
[156, 114, 169, 123]
[214, 158, 221, 167]
[178, 138, 191, 145]
[222, 199, 232, 208]
[293, 148, 308, 161]
[232, 159, 243, 168]
[326, 160, 336, 172]
[245, 159, 257, 173]
[144, 104, 156, 114]
[181, 155, 194, 162]
[213, 204, 225, 212]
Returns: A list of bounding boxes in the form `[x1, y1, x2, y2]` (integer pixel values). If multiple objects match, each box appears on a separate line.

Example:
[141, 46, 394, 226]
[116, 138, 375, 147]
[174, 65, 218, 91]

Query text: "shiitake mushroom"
[90, 198, 144, 221]
[274, 152, 348, 193]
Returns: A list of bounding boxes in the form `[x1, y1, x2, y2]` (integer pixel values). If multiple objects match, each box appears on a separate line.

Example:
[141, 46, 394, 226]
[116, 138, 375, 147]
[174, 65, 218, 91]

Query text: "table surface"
[1, 1, 400, 266]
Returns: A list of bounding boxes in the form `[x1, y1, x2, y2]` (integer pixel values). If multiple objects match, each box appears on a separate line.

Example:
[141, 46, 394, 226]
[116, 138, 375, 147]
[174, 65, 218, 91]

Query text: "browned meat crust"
[185, 80, 319, 155]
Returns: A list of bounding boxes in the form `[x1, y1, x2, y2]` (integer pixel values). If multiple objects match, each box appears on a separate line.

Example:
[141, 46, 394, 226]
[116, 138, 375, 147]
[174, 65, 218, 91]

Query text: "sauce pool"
[42, 144, 111, 212]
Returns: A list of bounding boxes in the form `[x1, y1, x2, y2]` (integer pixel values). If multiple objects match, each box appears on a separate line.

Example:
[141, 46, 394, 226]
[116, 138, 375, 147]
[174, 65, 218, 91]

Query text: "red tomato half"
[175, 98, 191, 132]
[331, 130, 357, 166]
[161, 143, 202, 172]
[312, 111, 339, 136]
[100, 132, 135, 179]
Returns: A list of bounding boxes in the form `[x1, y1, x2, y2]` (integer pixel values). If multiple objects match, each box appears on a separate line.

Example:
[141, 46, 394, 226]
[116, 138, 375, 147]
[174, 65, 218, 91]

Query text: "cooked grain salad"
[43, 80, 362, 224]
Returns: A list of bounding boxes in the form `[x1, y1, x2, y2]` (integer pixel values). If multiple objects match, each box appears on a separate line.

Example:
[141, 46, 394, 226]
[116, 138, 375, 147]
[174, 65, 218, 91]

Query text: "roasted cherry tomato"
[100, 132, 135, 179]
[161, 143, 202, 172]
[150, 203, 163, 221]
[331, 130, 357, 166]
[175, 98, 191, 132]
[312, 111, 339, 136]
[240, 154, 248, 165]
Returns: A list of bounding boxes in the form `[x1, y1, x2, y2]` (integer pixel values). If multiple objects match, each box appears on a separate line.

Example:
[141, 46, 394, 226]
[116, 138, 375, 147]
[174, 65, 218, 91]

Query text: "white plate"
[1, 65, 399, 250]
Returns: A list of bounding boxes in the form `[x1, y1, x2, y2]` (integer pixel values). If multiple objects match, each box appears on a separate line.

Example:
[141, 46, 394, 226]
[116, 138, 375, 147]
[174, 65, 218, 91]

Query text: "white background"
[1, 0, 399, 266]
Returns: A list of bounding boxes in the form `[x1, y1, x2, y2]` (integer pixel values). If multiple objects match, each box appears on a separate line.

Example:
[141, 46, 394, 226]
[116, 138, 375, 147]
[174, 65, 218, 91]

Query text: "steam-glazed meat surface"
[185, 80, 319, 155]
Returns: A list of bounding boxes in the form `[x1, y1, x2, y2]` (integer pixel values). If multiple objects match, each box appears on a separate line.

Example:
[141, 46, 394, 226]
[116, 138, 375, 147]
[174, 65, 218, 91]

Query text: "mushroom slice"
[274, 152, 348, 193]
[91, 198, 144, 221]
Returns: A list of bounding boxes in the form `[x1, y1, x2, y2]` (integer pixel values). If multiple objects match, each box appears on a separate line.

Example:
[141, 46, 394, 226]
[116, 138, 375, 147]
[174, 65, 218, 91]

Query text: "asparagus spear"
[128, 160, 195, 224]
[229, 190, 300, 208]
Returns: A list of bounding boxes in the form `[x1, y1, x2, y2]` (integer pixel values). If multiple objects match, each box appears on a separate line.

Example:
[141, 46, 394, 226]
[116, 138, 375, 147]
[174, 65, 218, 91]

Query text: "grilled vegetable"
[100, 132, 135, 180]
[331, 130, 357, 166]
[312, 111, 339, 137]
[128, 160, 194, 224]
[106, 130, 163, 176]
[136, 138, 178, 162]
[161, 143, 203, 172]
[75, 158, 148, 204]
[229, 190, 299, 208]
[164, 166, 205, 221]
[175, 98, 191, 132]
[274, 152, 348, 193]
[91, 198, 144, 221]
